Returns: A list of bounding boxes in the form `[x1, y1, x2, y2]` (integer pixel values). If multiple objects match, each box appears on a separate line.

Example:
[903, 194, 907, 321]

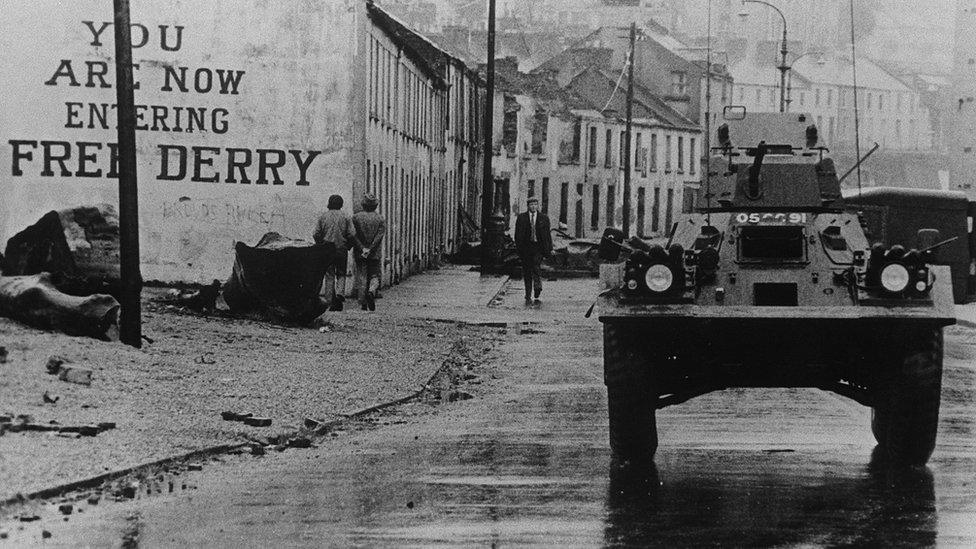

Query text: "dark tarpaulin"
[223, 233, 334, 322]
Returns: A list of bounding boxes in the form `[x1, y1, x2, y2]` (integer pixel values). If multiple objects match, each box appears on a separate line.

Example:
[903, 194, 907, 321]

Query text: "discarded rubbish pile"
[2, 205, 120, 297]
[549, 238, 601, 274]
[0, 273, 119, 339]
[223, 232, 334, 323]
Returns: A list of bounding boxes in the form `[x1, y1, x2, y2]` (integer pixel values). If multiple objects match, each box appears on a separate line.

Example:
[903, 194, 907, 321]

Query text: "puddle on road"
[334, 386, 945, 548]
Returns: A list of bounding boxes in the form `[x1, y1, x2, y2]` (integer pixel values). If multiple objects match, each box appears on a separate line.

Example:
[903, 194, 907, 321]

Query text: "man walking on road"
[514, 196, 552, 304]
[353, 193, 386, 311]
[314, 194, 355, 311]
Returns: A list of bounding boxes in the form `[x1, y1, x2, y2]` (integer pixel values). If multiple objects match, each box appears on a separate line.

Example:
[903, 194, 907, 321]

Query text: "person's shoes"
[361, 300, 368, 311]
[524, 295, 532, 305]
[329, 297, 343, 312]
[365, 291, 376, 311]
[533, 298, 542, 304]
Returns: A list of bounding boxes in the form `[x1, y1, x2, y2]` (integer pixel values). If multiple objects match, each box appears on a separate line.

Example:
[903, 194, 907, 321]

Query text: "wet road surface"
[10, 295, 976, 546]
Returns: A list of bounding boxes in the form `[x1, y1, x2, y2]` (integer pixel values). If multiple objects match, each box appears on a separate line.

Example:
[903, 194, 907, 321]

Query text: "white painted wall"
[0, 0, 364, 283]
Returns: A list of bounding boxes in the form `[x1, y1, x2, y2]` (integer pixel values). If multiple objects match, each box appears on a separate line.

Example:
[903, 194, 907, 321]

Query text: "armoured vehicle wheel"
[871, 329, 943, 466]
[604, 323, 657, 463]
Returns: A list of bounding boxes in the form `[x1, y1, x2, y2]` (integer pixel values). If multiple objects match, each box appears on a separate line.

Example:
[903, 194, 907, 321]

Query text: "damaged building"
[486, 57, 701, 241]
[0, 0, 485, 288]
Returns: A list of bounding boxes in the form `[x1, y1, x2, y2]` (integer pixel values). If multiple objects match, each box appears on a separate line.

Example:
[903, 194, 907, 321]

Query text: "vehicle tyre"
[871, 328, 943, 466]
[604, 323, 657, 463]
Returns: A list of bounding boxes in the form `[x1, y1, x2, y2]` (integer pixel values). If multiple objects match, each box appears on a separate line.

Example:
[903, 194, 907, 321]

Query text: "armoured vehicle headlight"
[880, 263, 910, 292]
[645, 264, 674, 293]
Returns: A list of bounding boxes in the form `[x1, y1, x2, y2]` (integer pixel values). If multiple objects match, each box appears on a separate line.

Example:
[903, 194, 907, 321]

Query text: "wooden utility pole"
[622, 22, 636, 238]
[113, 0, 142, 348]
[480, 0, 497, 271]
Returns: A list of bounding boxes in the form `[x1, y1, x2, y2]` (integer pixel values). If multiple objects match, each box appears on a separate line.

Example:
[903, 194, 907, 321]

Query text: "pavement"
[955, 302, 976, 328]
[1, 264, 586, 509]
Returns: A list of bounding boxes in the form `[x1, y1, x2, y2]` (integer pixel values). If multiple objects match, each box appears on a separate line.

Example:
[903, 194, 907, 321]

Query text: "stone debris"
[41, 529, 51, 539]
[186, 464, 203, 471]
[250, 444, 266, 456]
[57, 365, 93, 386]
[118, 482, 138, 499]
[303, 417, 322, 430]
[242, 416, 272, 427]
[220, 411, 253, 422]
[287, 437, 313, 449]
[0, 345, 7, 363]
[43, 391, 60, 404]
[45, 355, 67, 375]
[58, 503, 73, 515]
[447, 390, 474, 402]
[87, 494, 100, 505]
[18, 514, 39, 522]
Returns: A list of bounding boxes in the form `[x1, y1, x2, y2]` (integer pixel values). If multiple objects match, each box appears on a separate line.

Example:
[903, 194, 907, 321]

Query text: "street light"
[785, 51, 826, 111]
[738, 0, 788, 112]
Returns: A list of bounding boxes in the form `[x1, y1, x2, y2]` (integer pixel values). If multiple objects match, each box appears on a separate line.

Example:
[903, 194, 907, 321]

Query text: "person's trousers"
[319, 264, 348, 303]
[520, 249, 543, 298]
[355, 256, 382, 305]
[320, 251, 349, 303]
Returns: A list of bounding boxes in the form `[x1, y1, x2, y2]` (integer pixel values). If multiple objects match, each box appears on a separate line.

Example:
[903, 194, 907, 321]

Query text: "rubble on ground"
[2, 205, 120, 297]
[222, 232, 334, 323]
[0, 273, 119, 339]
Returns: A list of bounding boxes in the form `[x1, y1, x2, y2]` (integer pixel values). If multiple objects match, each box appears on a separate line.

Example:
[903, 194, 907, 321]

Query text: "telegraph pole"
[622, 22, 636, 238]
[113, 0, 142, 348]
[480, 0, 497, 271]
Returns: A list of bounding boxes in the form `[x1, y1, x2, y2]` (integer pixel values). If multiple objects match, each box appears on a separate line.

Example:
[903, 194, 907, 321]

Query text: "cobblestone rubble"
[0, 295, 487, 501]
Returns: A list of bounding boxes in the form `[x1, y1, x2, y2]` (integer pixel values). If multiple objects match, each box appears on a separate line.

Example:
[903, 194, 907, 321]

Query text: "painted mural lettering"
[64, 102, 229, 134]
[157, 146, 321, 186]
[9, 140, 320, 187]
[9, 20, 323, 185]
[82, 21, 184, 51]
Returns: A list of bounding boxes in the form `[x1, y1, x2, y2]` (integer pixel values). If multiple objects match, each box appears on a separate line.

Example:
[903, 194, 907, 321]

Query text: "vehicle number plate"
[734, 213, 808, 224]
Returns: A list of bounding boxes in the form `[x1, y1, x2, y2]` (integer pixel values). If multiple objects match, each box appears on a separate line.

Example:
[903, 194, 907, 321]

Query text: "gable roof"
[568, 67, 699, 131]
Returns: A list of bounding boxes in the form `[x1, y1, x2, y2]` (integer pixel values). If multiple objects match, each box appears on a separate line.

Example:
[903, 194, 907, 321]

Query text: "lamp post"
[739, 0, 788, 112]
[481, 0, 498, 272]
[784, 51, 825, 111]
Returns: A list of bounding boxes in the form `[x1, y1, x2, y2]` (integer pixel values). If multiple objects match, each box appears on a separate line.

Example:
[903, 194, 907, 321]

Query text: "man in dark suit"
[514, 196, 553, 304]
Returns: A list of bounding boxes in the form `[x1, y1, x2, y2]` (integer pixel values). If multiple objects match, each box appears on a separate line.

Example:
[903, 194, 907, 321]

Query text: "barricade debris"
[0, 273, 119, 339]
[223, 232, 334, 323]
[2, 205, 120, 297]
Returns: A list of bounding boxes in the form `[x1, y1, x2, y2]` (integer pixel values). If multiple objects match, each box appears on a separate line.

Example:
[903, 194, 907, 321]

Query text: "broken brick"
[243, 416, 272, 427]
[58, 367, 93, 386]
[187, 464, 203, 471]
[287, 437, 313, 449]
[58, 503, 73, 515]
[45, 355, 67, 375]
[250, 445, 266, 456]
[86, 495, 100, 505]
[221, 411, 253, 422]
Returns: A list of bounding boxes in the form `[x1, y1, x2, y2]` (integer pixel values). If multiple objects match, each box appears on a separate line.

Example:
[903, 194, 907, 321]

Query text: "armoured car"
[598, 112, 955, 466]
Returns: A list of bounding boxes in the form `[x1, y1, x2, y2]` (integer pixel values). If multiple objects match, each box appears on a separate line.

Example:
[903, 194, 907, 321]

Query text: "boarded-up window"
[591, 184, 600, 229]
[607, 184, 616, 226]
[502, 94, 519, 156]
[560, 182, 569, 224]
[542, 178, 550, 214]
[652, 187, 660, 232]
[637, 187, 646, 238]
[531, 109, 548, 155]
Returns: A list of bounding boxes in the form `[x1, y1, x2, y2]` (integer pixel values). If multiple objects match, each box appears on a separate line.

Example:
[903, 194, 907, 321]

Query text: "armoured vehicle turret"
[598, 112, 955, 466]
